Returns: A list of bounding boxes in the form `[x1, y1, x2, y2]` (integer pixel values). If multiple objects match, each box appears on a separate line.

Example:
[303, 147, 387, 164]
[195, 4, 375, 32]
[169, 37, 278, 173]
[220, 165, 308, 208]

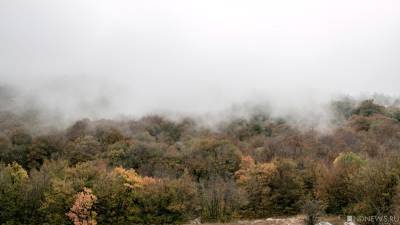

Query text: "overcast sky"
[1, 0, 400, 119]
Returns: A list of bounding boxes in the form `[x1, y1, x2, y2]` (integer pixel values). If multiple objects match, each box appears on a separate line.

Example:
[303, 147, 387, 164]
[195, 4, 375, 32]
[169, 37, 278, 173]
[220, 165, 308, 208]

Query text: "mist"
[1, 0, 400, 125]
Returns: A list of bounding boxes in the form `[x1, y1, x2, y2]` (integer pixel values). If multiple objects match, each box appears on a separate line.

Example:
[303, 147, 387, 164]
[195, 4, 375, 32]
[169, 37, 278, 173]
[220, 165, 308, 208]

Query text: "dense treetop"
[2, 97, 400, 224]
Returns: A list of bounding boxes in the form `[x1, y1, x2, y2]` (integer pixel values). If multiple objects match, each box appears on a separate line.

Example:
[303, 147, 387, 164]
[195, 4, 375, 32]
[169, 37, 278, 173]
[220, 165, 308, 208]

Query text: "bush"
[303, 199, 325, 225]
[353, 99, 385, 117]
[200, 177, 244, 222]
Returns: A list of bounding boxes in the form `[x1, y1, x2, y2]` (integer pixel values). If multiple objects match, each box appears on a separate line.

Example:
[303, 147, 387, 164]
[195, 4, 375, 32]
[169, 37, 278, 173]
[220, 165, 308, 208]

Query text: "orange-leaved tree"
[66, 187, 97, 225]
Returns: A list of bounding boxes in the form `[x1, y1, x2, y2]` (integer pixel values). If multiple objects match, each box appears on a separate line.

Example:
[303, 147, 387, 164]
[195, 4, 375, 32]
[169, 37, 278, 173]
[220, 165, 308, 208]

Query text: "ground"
[186, 215, 346, 225]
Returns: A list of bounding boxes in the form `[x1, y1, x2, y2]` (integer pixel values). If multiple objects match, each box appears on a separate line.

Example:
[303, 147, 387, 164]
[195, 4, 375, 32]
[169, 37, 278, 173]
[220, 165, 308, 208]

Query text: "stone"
[317, 222, 333, 225]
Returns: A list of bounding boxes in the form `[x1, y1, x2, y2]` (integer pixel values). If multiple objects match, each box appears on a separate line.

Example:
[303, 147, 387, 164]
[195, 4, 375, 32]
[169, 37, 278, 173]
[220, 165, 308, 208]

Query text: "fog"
[1, 0, 400, 123]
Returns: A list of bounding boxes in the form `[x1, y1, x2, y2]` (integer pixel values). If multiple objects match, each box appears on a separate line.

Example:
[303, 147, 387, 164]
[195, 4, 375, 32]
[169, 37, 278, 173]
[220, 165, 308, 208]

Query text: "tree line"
[2, 99, 400, 224]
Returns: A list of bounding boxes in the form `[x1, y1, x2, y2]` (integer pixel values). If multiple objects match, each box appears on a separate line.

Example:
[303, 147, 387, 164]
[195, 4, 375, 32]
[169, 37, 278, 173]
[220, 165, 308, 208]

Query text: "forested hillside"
[2, 98, 400, 225]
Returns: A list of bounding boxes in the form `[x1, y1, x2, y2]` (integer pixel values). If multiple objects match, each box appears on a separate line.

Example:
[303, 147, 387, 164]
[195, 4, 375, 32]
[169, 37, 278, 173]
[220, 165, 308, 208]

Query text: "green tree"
[268, 159, 305, 215]
[40, 178, 76, 225]
[0, 162, 29, 224]
[237, 159, 305, 217]
[26, 136, 61, 170]
[136, 176, 199, 224]
[353, 99, 385, 117]
[318, 152, 366, 214]
[95, 126, 123, 145]
[64, 136, 102, 165]
[349, 159, 399, 225]
[186, 138, 242, 181]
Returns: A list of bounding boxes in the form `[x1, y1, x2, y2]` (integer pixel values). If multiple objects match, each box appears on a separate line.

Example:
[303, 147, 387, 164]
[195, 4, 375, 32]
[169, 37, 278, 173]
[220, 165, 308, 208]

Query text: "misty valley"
[2, 0, 400, 224]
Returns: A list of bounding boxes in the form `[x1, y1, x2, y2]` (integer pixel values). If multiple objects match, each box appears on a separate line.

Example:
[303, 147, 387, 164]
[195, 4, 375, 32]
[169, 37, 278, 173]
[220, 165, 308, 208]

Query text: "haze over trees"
[1, 0, 400, 224]
[2, 93, 400, 225]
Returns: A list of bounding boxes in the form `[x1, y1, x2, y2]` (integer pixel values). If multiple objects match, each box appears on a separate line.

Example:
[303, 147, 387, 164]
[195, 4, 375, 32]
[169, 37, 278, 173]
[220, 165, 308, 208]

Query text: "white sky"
[1, 0, 400, 119]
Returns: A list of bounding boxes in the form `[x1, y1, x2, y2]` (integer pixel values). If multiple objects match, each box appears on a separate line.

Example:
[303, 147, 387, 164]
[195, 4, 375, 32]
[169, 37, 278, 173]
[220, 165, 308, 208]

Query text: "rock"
[189, 217, 201, 224]
[251, 219, 265, 224]
[317, 222, 332, 225]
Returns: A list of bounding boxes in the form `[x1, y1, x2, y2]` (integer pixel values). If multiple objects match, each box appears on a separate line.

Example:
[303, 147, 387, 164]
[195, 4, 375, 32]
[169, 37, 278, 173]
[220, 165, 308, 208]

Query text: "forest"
[2, 96, 400, 225]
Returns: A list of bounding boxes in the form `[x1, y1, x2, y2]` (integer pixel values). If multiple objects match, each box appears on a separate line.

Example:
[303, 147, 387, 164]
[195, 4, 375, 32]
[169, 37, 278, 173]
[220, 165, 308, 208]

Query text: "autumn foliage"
[67, 188, 97, 225]
[2, 99, 400, 224]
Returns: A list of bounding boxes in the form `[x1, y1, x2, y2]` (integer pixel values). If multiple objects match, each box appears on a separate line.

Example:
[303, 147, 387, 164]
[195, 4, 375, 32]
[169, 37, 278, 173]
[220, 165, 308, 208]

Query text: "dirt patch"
[187, 216, 304, 225]
[236, 216, 304, 225]
[187, 215, 345, 225]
